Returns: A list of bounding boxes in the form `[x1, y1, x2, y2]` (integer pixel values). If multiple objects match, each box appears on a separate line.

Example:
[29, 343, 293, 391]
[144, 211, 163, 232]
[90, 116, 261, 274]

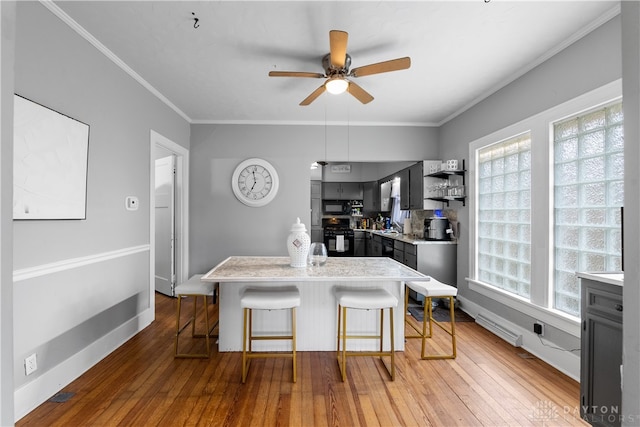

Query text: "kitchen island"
[201, 256, 431, 352]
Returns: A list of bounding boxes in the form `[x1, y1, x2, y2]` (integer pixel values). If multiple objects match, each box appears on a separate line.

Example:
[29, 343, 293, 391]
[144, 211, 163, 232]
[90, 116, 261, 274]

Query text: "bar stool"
[405, 279, 458, 360]
[334, 286, 398, 381]
[174, 274, 218, 359]
[240, 286, 301, 383]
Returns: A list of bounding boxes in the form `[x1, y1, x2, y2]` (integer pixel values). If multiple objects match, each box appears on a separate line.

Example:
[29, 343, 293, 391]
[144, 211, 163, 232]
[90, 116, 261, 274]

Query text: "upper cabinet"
[322, 182, 363, 200]
[409, 162, 424, 210]
[398, 162, 426, 210]
[399, 168, 410, 210]
[363, 181, 380, 212]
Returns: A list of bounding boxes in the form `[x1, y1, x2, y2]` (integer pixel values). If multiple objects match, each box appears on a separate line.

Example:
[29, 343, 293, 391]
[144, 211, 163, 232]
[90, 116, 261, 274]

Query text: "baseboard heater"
[475, 313, 523, 347]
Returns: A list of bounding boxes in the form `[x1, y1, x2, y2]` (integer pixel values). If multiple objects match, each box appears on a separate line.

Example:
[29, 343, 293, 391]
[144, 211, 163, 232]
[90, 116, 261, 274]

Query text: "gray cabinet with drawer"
[580, 275, 622, 427]
[371, 234, 382, 257]
[353, 230, 366, 257]
[393, 240, 417, 269]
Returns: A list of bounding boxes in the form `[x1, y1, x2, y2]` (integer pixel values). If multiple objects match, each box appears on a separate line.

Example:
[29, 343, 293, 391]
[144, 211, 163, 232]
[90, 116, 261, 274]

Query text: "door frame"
[149, 130, 189, 308]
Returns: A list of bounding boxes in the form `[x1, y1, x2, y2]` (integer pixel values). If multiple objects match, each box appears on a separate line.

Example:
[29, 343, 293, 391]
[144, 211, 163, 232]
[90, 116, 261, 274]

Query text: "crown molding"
[39, 0, 192, 123]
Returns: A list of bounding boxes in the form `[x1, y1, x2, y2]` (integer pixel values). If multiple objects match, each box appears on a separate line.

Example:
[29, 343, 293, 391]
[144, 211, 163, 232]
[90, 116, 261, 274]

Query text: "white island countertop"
[201, 255, 432, 283]
[201, 256, 431, 352]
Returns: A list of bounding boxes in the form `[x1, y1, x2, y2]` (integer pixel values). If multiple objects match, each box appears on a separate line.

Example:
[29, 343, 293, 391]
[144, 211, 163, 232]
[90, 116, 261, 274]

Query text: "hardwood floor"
[17, 293, 587, 426]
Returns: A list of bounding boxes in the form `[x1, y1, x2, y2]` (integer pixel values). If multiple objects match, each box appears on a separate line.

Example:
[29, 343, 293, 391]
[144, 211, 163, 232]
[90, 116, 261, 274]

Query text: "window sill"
[466, 278, 581, 338]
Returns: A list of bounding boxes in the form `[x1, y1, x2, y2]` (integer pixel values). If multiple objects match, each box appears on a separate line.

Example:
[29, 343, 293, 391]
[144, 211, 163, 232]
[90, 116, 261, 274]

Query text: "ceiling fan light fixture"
[325, 77, 349, 95]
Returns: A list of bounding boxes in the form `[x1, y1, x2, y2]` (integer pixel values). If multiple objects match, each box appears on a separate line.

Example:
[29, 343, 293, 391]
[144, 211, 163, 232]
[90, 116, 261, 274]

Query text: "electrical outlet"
[25, 353, 37, 376]
[534, 322, 545, 336]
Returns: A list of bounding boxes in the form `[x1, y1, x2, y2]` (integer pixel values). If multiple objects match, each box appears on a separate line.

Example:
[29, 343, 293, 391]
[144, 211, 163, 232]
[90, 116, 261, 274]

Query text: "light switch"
[125, 196, 139, 211]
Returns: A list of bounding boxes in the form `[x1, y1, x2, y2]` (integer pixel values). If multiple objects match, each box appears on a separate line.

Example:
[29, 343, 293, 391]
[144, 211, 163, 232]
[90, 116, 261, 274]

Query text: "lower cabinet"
[353, 230, 365, 256]
[579, 275, 623, 427]
[391, 239, 457, 303]
[371, 234, 382, 257]
[365, 232, 373, 256]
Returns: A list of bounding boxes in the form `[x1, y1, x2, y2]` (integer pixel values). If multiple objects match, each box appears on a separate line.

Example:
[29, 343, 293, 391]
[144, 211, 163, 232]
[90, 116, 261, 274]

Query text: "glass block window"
[553, 101, 624, 316]
[477, 133, 532, 299]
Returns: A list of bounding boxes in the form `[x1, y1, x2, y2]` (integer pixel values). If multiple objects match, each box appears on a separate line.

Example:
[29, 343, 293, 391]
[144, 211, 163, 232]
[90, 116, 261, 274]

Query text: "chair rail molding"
[13, 244, 150, 283]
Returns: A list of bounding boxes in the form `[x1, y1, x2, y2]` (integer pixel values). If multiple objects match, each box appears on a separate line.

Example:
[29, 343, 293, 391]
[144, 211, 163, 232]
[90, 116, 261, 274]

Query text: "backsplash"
[408, 209, 458, 239]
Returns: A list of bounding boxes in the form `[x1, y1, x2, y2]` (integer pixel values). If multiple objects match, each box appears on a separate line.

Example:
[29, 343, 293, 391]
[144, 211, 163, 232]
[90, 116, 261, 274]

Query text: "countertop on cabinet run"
[356, 229, 458, 245]
[576, 271, 623, 286]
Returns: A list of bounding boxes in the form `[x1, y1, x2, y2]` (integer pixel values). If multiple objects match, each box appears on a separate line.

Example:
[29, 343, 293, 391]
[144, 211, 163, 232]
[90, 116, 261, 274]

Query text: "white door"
[155, 155, 176, 296]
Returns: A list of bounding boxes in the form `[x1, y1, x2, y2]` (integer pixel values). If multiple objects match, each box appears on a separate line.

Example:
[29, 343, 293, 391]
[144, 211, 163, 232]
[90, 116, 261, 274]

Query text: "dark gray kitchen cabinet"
[363, 181, 380, 213]
[408, 162, 424, 210]
[399, 168, 410, 210]
[393, 239, 417, 269]
[371, 234, 383, 257]
[322, 182, 363, 200]
[365, 231, 373, 256]
[579, 274, 622, 427]
[399, 163, 424, 210]
[354, 230, 366, 256]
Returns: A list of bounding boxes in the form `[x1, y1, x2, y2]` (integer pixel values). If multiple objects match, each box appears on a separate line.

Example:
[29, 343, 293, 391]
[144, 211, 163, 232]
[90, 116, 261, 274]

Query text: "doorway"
[150, 130, 189, 300]
[154, 152, 175, 296]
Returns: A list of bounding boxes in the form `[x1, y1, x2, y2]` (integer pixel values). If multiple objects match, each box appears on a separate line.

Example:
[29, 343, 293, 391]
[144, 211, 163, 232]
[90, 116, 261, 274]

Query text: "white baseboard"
[14, 307, 154, 422]
[457, 295, 580, 381]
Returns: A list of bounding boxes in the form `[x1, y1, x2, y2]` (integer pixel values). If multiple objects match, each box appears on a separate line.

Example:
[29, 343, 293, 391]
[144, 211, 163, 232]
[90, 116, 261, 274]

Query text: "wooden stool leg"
[174, 296, 183, 357]
[389, 307, 395, 380]
[292, 307, 297, 383]
[449, 296, 457, 358]
[420, 295, 457, 360]
[379, 308, 384, 355]
[248, 309, 253, 352]
[341, 306, 348, 381]
[242, 307, 249, 383]
[191, 296, 198, 337]
[203, 295, 211, 356]
[336, 304, 342, 361]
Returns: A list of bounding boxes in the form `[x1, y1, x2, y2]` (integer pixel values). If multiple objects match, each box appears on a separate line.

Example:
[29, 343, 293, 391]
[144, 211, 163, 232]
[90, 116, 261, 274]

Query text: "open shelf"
[424, 160, 466, 206]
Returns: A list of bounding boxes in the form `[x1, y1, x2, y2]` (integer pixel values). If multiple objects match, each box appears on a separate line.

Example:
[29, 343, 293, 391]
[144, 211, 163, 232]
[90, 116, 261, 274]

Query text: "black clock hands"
[250, 171, 257, 191]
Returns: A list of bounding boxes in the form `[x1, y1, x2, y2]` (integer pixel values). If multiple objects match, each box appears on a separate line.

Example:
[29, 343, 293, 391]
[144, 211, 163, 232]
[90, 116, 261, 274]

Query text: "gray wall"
[439, 16, 622, 351]
[189, 124, 438, 274]
[621, 2, 640, 420]
[11, 1, 189, 416]
[0, 2, 16, 423]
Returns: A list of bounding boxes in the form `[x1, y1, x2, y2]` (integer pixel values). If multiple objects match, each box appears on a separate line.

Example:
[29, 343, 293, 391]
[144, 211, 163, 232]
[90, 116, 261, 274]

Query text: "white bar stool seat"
[334, 286, 398, 381]
[174, 274, 218, 359]
[405, 278, 458, 360]
[241, 286, 301, 383]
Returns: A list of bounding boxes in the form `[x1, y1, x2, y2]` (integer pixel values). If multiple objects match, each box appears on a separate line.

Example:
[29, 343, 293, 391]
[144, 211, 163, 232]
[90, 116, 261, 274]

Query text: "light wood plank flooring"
[17, 293, 587, 426]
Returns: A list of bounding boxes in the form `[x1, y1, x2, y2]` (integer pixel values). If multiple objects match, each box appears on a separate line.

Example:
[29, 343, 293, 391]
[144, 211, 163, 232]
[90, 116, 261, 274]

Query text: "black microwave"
[322, 200, 351, 215]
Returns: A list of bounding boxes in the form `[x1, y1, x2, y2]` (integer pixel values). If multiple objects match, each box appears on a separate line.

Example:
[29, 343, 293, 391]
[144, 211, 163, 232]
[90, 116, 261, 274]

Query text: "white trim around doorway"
[149, 130, 189, 307]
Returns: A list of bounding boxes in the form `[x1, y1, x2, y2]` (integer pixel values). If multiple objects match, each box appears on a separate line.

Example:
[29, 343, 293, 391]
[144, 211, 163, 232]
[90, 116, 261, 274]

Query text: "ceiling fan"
[268, 30, 411, 106]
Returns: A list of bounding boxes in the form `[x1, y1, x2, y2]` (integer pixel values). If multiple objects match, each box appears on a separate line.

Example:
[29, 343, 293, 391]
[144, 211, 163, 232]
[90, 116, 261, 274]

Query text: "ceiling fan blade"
[329, 30, 348, 69]
[269, 71, 325, 78]
[347, 81, 374, 104]
[350, 57, 411, 78]
[300, 85, 327, 106]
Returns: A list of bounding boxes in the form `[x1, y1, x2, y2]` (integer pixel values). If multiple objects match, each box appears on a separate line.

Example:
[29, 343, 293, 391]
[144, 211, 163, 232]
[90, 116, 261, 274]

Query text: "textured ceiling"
[53, 1, 618, 126]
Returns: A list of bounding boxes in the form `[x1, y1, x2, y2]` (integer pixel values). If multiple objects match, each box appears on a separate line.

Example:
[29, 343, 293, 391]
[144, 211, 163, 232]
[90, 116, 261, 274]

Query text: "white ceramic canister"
[286, 217, 311, 268]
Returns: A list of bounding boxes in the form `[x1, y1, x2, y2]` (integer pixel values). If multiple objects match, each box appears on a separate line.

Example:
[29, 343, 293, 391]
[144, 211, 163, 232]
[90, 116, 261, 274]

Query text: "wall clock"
[231, 158, 279, 207]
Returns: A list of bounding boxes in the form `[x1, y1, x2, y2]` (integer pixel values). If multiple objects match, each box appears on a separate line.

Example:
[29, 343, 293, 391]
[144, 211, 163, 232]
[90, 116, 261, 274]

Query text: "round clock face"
[231, 158, 279, 207]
